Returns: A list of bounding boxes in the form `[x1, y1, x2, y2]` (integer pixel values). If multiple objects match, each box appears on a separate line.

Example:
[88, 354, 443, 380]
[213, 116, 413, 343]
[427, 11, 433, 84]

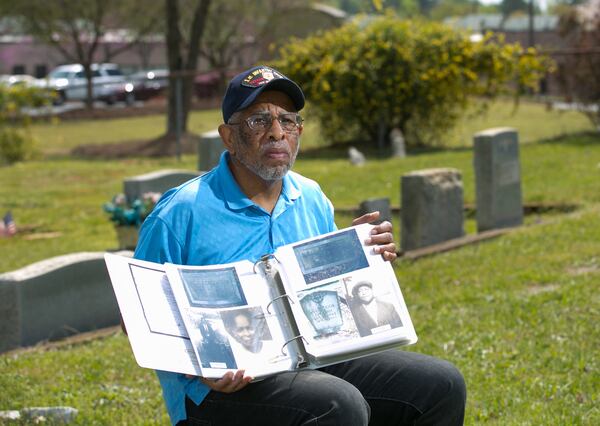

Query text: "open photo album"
[104, 224, 418, 379]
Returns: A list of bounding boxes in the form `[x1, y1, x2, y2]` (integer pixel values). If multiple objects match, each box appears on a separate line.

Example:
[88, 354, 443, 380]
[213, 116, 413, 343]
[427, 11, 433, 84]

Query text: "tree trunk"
[83, 63, 94, 109]
[166, 0, 182, 135]
[165, 0, 211, 136]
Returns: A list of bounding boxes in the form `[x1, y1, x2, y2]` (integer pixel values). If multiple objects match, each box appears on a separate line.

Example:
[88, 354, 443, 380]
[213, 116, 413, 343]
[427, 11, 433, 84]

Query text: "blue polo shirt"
[134, 151, 336, 425]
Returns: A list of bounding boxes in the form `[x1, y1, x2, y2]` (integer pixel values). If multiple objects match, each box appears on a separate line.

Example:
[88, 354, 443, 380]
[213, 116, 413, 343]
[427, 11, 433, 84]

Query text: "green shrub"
[0, 127, 37, 164]
[0, 84, 48, 164]
[275, 15, 551, 149]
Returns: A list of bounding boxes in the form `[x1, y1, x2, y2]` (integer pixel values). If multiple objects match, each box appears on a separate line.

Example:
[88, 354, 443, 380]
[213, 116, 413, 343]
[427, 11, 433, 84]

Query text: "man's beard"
[234, 139, 300, 181]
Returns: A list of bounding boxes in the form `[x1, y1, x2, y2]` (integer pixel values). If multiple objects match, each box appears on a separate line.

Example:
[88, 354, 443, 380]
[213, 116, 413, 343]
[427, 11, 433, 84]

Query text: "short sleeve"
[134, 216, 184, 264]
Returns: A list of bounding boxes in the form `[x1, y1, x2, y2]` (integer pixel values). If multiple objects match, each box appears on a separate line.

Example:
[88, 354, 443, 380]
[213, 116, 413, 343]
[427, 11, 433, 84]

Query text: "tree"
[556, 1, 600, 130]
[164, 0, 211, 137]
[274, 15, 550, 150]
[500, 0, 529, 21]
[0, 0, 162, 109]
[198, 0, 311, 95]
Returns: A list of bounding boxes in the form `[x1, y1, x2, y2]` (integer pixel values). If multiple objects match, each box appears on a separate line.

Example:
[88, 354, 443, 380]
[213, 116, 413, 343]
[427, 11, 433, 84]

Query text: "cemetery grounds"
[0, 100, 598, 425]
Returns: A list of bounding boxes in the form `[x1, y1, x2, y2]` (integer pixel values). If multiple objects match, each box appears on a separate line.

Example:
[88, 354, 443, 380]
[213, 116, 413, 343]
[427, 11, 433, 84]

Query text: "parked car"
[41, 63, 127, 104]
[100, 69, 169, 105]
[193, 70, 223, 99]
[129, 69, 169, 101]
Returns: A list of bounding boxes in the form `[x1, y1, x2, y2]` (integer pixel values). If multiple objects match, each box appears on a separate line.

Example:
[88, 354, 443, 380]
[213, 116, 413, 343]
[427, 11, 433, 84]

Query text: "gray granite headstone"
[358, 198, 392, 224]
[0, 251, 132, 353]
[473, 127, 523, 232]
[401, 168, 464, 251]
[123, 169, 201, 203]
[198, 129, 224, 172]
[390, 128, 406, 158]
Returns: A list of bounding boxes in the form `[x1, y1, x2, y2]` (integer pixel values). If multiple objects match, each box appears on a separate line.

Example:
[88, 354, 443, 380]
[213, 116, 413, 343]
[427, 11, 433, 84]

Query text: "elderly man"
[134, 65, 466, 426]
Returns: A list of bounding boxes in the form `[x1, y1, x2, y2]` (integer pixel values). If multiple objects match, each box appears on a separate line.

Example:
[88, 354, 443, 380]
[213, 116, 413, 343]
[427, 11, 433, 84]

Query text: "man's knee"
[296, 371, 370, 425]
[437, 359, 467, 406]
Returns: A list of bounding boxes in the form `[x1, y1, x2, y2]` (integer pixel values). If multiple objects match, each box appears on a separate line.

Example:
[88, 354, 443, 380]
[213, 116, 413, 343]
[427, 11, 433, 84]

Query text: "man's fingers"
[200, 370, 252, 393]
[372, 220, 393, 233]
[352, 211, 380, 226]
[367, 231, 394, 245]
[381, 248, 397, 262]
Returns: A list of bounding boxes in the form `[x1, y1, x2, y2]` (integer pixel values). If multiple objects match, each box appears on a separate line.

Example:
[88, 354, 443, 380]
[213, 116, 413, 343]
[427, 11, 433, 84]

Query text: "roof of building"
[444, 13, 559, 32]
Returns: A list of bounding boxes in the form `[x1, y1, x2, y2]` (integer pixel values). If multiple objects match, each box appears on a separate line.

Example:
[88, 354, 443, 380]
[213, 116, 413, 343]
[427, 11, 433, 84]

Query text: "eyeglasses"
[229, 112, 303, 132]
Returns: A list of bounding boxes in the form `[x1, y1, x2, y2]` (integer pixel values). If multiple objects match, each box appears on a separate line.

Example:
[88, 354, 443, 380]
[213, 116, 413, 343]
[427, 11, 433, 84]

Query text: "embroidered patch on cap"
[241, 67, 284, 88]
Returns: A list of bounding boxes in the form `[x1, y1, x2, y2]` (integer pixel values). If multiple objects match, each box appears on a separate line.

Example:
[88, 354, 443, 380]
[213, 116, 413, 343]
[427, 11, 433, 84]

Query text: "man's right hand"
[197, 370, 253, 393]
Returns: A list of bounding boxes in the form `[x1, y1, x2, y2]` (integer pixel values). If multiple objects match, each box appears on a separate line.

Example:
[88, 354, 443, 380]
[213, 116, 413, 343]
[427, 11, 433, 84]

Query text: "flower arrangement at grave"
[103, 192, 161, 249]
[103, 192, 162, 227]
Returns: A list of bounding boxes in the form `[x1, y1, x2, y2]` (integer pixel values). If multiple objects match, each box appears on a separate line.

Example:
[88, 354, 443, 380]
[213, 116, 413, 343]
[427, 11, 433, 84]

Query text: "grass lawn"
[2, 131, 600, 272]
[0, 99, 599, 424]
[30, 99, 593, 158]
[1, 205, 598, 425]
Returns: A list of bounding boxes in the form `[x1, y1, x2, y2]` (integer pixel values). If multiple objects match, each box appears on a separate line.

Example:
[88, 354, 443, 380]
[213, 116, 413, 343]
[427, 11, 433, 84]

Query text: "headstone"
[0, 251, 132, 353]
[198, 129, 224, 172]
[401, 168, 464, 251]
[348, 146, 366, 166]
[390, 128, 406, 158]
[123, 169, 201, 203]
[473, 127, 523, 232]
[21, 407, 78, 423]
[358, 198, 392, 224]
[0, 410, 20, 421]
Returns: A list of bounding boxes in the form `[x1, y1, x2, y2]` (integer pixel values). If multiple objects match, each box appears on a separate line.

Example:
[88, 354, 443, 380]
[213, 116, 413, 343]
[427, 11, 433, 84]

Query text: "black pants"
[180, 350, 466, 426]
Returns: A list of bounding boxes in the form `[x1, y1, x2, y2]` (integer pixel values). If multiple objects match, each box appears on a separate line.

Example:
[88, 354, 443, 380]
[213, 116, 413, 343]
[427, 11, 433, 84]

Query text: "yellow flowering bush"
[275, 15, 551, 149]
[0, 84, 50, 164]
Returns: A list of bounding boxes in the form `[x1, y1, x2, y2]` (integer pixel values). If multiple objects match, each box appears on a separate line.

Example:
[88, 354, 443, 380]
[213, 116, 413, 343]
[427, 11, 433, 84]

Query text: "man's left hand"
[352, 211, 397, 263]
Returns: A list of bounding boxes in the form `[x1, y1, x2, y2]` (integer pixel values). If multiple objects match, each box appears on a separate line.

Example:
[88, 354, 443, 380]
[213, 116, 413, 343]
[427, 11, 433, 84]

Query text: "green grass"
[30, 109, 222, 157]
[397, 206, 600, 424]
[445, 99, 594, 146]
[2, 131, 599, 272]
[1, 206, 598, 425]
[0, 99, 599, 425]
[29, 99, 594, 158]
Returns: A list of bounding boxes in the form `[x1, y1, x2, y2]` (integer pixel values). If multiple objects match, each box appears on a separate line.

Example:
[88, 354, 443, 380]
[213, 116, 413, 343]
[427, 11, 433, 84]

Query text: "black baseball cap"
[222, 65, 305, 123]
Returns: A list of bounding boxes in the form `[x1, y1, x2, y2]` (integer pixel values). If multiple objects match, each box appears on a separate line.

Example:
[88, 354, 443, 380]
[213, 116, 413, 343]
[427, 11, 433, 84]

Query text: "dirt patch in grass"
[70, 132, 201, 159]
[525, 283, 562, 295]
[566, 264, 600, 276]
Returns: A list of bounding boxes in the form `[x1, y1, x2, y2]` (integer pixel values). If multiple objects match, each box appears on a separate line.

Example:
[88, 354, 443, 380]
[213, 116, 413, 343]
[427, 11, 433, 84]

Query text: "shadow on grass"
[537, 130, 600, 146]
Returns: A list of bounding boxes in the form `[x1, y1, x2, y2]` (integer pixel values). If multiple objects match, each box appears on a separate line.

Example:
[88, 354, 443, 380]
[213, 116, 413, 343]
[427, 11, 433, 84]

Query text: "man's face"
[227, 91, 302, 181]
[233, 314, 255, 350]
[357, 285, 374, 304]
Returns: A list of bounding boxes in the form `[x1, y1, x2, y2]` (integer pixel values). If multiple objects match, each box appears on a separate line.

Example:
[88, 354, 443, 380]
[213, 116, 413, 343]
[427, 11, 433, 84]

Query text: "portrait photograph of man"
[349, 281, 403, 337]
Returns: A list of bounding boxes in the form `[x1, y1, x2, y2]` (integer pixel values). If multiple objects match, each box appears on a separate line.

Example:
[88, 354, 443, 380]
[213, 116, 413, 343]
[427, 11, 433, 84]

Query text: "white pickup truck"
[42, 63, 128, 104]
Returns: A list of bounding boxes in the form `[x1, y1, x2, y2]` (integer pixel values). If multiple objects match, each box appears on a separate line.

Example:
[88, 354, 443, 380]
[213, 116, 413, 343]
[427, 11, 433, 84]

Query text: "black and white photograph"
[293, 228, 369, 284]
[189, 311, 237, 370]
[180, 267, 247, 308]
[346, 278, 402, 337]
[297, 280, 360, 343]
[220, 306, 281, 366]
